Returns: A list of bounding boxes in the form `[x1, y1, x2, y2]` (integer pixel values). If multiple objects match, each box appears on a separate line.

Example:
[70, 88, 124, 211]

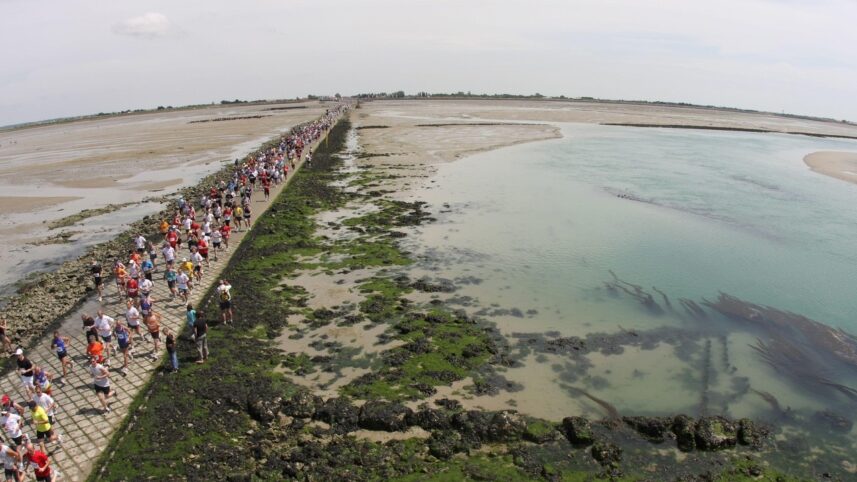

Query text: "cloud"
[113, 12, 172, 38]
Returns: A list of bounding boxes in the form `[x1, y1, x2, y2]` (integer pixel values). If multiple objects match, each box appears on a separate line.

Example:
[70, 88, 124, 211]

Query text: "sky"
[2, 0, 857, 126]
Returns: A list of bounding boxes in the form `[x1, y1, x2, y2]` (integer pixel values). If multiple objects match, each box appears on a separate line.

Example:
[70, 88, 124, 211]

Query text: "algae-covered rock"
[561, 416, 594, 447]
[737, 418, 768, 448]
[281, 391, 322, 419]
[671, 414, 696, 451]
[358, 400, 413, 431]
[523, 419, 559, 444]
[623, 416, 672, 443]
[406, 408, 452, 430]
[314, 397, 359, 433]
[483, 410, 527, 442]
[428, 430, 468, 459]
[591, 441, 622, 467]
[695, 416, 737, 450]
[247, 396, 281, 423]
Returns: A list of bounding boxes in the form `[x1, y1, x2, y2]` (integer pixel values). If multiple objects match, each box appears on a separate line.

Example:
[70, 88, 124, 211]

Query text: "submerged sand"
[803, 151, 857, 185]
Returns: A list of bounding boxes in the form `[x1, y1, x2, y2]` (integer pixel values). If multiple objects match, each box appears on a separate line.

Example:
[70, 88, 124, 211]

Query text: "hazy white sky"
[2, 0, 856, 126]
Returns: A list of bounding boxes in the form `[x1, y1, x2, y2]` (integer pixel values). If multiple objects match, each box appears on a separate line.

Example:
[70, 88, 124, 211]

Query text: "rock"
[358, 401, 413, 432]
[737, 418, 767, 448]
[313, 398, 359, 433]
[406, 408, 451, 430]
[427, 430, 467, 459]
[623, 416, 672, 443]
[561, 416, 594, 447]
[483, 411, 526, 442]
[247, 396, 281, 423]
[523, 419, 559, 444]
[671, 414, 696, 452]
[695, 416, 737, 450]
[434, 398, 461, 410]
[281, 391, 322, 419]
[813, 410, 853, 433]
[451, 410, 494, 444]
[590, 441, 622, 467]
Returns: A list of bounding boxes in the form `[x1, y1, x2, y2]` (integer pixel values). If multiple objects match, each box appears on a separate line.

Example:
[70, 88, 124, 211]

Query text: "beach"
[803, 150, 857, 185]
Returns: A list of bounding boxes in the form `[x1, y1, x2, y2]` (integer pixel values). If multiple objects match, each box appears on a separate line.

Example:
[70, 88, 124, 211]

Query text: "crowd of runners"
[0, 105, 346, 481]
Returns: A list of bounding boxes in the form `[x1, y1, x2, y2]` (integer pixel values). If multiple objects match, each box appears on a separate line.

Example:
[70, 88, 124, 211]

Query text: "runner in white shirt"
[139, 278, 154, 298]
[210, 229, 222, 261]
[161, 243, 176, 267]
[125, 300, 145, 343]
[190, 250, 204, 282]
[33, 386, 56, 424]
[134, 234, 147, 254]
[177, 272, 191, 302]
[1, 410, 23, 448]
[94, 310, 115, 359]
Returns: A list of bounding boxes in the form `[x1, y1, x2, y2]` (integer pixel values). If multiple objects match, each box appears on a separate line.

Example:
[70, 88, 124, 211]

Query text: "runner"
[139, 275, 154, 300]
[125, 276, 138, 300]
[114, 320, 132, 375]
[86, 335, 105, 365]
[233, 205, 243, 232]
[141, 257, 154, 282]
[176, 270, 191, 303]
[147, 240, 158, 270]
[163, 265, 178, 299]
[31, 366, 52, 396]
[133, 233, 147, 255]
[49, 332, 73, 379]
[81, 313, 97, 339]
[14, 350, 34, 397]
[113, 260, 127, 301]
[27, 401, 60, 454]
[242, 202, 252, 230]
[166, 227, 179, 251]
[94, 310, 115, 360]
[90, 259, 104, 302]
[197, 236, 210, 268]
[0, 397, 24, 419]
[88, 357, 114, 414]
[124, 300, 146, 344]
[216, 280, 233, 324]
[32, 385, 56, 427]
[210, 227, 222, 261]
[190, 248, 204, 283]
[185, 304, 197, 334]
[220, 223, 231, 249]
[161, 242, 176, 268]
[0, 407, 23, 453]
[23, 441, 53, 482]
[0, 442, 20, 482]
[144, 312, 161, 358]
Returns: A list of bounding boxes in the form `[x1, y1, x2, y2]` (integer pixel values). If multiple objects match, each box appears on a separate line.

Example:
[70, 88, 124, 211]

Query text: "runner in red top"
[126, 278, 139, 299]
[262, 177, 271, 201]
[197, 238, 210, 267]
[220, 224, 231, 249]
[25, 442, 52, 481]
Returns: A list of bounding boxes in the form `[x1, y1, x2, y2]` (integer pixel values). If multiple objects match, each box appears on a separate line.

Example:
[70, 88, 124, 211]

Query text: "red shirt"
[197, 239, 208, 255]
[126, 278, 138, 296]
[166, 231, 178, 248]
[28, 450, 50, 477]
[220, 225, 231, 238]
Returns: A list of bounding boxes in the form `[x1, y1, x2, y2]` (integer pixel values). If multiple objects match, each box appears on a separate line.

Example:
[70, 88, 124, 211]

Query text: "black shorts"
[94, 384, 111, 395]
[220, 300, 232, 310]
[11, 435, 22, 447]
[149, 253, 157, 261]
[119, 343, 130, 352]
[144, 272, 153, 281]
[213, 242, 221, 248]
[167, 280, 176, 289]
[57, 350, 68, 361]
[136, 247, 145, 254]
[36, 474, 51, 482]
[244, 214, 251, 220]
[5, 468, 16, 479]
[150, 331, 160, 340]
[224, 219, 231, 226]
[36, 428, 53, 440]
[201, 252, 208, 260]
[193, 266, 201, 273]
[94, 277, 103, 286]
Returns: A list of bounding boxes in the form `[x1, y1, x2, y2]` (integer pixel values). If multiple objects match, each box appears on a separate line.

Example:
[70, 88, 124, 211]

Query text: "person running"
[0, 319, 11, 355]
[139, 275, 154, 300]
[23, 441, 53, 482]
[94, 310, 115, 360]
[134, 234, 147, 255]
[220, 223, 231, 249]
[31, 367, 52, 396]
[163, 265, 178, 299]
[233, 205, 243, 232]
[0, 442, 20, 482]
[161, 242, 176, 268]
[0, 397, 24, 419]
[141, 257, 154, 282]
[86, 335, 105, 365]
[164, 328, 178, 373]
[14, 350, 34, 397]
[27, 401, 60, 455]
[262, 176, 271, 201]
[176, 270, 191, 303]
[32, 385, 56, 427]
[113, 261, 127, 301]
[185, 304, 197, 334]
[0, 406, 23, 448]
[242, 202, 252, 229]
[147, 241, 158, 270]
[217, 280, 233, 324]
[209, 228, 222, 261]
[114, 321, 132, 375]
[222, 205, 232, 227]
[88, 357, 114, 414]
[190, 249, 204, 283]
[124, 300, 145, 344]
[49, 332, 73, 379]
[166, 228, 179, 251]
[193, 315, 208, 364]
[197, 237, 210, 268]
[144, 312, 161, 359]
[90, 259, 104, 302]
[81, 313, 97, 339]
[125, 276, 139, 300]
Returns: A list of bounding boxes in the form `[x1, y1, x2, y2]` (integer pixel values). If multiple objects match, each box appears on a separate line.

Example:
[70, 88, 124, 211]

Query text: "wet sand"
[0, 102, 326, 297]
[803, 151, 857, 185]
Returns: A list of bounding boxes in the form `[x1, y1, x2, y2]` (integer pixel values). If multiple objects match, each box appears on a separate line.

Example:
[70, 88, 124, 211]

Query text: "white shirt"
[125, 307, 140, 326]
[2, 414, 21, 438]
[217, 284, 231, 300]
[191, 252, 204, 267]
[139, 279, 154, 294]
[135, 235, 146, 250]
[0, 445, 15, 470]
[177, 273, 189, 289]
[95, 315, 114, 337]
[33, 393, 55, 416]
[183, 218, 193, 231]
[210, 231, 222, 243]
[162, 245, 176, 262]
[91, 364, 110, 387]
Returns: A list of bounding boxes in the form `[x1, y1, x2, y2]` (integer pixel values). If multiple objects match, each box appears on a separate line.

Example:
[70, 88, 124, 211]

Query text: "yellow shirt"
[181, 261, 194, 274]
[32, 406, 50, 433]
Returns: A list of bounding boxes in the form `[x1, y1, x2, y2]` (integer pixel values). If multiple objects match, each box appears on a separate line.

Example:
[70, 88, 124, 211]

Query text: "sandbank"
[803, 151, 857, 185]
[0, 195, 81, 214]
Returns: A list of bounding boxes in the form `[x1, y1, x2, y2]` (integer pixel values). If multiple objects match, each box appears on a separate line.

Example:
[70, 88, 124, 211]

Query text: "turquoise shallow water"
[401, 123, 857, 430]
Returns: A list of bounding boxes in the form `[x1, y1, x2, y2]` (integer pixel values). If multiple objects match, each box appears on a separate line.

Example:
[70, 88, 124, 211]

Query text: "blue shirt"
[186, 309, 197, 329]
[116, 328, 129, 348]
[142, 260, 153, 272]
[52, 337, 66, 354]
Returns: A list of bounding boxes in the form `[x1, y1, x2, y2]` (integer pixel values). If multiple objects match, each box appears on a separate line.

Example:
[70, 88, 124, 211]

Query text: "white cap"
[14, 348, 23, 356]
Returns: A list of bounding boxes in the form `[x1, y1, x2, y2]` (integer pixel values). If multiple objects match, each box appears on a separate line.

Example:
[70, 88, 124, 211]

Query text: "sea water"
[401, 123, 857, 438]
